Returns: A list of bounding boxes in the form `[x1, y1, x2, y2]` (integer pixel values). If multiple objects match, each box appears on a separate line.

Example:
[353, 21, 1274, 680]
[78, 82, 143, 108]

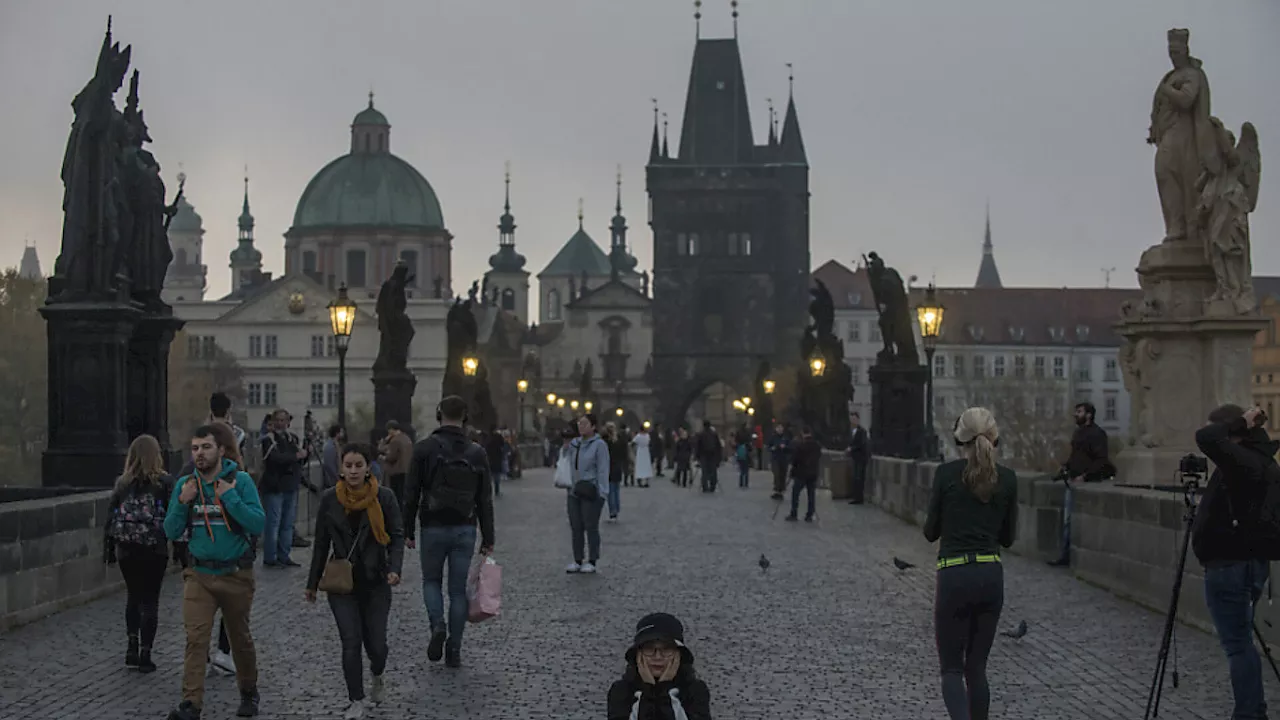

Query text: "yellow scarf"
[336, 476, 390, 546]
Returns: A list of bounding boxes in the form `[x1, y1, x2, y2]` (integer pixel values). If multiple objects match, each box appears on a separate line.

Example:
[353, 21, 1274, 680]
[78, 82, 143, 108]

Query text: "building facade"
[811, 260, 880, 426]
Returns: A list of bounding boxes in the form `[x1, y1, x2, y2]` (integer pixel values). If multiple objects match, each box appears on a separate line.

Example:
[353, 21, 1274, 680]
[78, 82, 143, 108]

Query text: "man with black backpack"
[1193, 404, 1276, 720]
[403, 395, 495, 669]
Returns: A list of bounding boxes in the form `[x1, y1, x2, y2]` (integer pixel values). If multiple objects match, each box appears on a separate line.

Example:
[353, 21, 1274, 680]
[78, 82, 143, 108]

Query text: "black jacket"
[403, 425, 496, 549]
[695, 429, 721, 464]
[1193, 418, 1279, 565]
[607, 665, 712, 720]
[608, 435, 630, 483]
[1063, 423, 1113, 481]
[260, 430, 305, 494]
[306, 485, 406, 591]
[790, 437, 823, 480]
[850, 426, 869, 459]
[674, 438, 693, 464]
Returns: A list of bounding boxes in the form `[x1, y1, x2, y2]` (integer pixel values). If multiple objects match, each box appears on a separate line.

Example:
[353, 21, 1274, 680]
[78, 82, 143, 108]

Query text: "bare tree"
[168, 331, 247, 443]
[0, 270, 47, 485]
[938, 371, 1072, 473]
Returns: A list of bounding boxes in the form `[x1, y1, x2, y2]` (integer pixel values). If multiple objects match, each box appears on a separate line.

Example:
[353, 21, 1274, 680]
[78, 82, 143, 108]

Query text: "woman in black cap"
[607, 613, 711, 720]
[923, 407, 1017, 720]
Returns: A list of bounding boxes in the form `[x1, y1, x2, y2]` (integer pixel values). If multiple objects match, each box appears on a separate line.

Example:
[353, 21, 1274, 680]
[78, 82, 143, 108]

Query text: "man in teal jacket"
[164, 425, 266, 720]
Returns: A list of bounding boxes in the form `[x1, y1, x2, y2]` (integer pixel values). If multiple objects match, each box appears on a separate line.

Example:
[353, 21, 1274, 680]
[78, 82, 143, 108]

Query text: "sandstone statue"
[1148, 28, 1220, 247]
[1197, 118, 1261, 315]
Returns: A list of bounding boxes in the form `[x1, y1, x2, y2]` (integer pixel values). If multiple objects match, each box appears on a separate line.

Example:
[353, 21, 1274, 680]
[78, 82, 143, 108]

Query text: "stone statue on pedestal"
[1198, 118, 1261, 315]
[374, 261, 415, 373]
[797, 280, 852, 449]
[865, 252, 919, 366]
[865, 252, 927, 458]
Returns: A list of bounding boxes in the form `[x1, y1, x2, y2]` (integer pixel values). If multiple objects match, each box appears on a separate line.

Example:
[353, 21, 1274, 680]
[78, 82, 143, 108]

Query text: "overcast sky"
[1, 1, 1277, 303]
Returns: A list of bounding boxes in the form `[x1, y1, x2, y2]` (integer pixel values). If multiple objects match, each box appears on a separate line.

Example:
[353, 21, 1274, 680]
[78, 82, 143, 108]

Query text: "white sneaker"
[565, 562, 581, 573]
[343, 699, 366, 720]
[370, 674, 386, 704]
[211, 650, 236, 675]
[580, 562, 597, 574]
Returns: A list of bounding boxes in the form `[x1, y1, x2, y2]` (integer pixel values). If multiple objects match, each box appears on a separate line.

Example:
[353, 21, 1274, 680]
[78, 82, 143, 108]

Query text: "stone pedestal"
[39, 303, 142, 488]
[869, 363, 927, 459]
[372, 370, 417, 444]
[127, 313, 185, 463]
[1116, 242, 1267, 481]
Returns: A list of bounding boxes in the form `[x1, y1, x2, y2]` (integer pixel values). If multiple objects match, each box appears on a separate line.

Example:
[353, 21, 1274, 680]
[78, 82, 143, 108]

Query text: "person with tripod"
[923, 407, 1017, 720]
[1193, 404, 1275, 720]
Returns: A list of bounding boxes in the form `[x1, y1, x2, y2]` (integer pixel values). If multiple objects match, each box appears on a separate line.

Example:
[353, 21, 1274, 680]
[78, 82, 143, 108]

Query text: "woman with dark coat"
[607, 613, 712, 720]
[306, 443, 406, 720]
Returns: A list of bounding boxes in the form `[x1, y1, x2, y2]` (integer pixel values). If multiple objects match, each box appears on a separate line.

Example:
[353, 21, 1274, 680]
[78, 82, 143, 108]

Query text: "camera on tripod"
[1178, 453, 1208, 477]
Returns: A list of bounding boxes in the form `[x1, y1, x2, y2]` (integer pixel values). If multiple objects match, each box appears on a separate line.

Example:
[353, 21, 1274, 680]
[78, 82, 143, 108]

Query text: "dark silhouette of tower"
[647, 31, 810, 427]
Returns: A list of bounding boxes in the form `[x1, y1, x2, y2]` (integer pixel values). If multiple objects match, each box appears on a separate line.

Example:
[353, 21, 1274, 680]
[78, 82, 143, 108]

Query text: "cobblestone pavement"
[0, 467, 1268, 719]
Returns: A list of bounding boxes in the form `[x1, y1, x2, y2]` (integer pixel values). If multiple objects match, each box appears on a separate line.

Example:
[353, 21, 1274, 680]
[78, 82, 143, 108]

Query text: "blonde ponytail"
[954, 407, 999, 502]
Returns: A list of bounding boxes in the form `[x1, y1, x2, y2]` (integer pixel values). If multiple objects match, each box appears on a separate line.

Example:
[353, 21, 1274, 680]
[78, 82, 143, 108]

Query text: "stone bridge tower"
[647, 32, 810, 428]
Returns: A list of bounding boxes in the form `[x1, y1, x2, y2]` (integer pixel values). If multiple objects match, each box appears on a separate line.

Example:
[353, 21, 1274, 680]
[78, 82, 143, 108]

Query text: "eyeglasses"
[639, 644, 677, 658]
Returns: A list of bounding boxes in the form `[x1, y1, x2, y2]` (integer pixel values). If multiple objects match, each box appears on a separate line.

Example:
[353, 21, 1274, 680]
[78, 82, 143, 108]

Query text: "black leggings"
[117, 546, 168, 649]
[934, 562, 1004, 720]
[329, 584, 392, 702]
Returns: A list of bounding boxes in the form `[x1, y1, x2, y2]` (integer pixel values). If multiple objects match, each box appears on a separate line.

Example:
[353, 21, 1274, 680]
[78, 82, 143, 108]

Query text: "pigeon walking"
[1001, 620, 1028, 640]
[892, 557, 914, 571]
[759, 554, 770, 574]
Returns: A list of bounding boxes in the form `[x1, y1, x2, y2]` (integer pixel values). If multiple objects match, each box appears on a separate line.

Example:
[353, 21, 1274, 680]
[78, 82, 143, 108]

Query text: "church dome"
[169, 195, 203, 233]
[291, 99, 445, 231]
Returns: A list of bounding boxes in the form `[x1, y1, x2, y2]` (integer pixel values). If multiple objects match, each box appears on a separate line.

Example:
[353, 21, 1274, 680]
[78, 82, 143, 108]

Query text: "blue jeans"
[790, 476, 816, 519]
[493, 473, 505, 497]
[700, 462, 718, 492]
[1056, 484, 1074, 563]
[1205, 560, 1269, 720]
[738, 460, 750, 488]
[607, 481, 621, 518]
[420, 524, 478, 648]
[261, 490, 298, 564]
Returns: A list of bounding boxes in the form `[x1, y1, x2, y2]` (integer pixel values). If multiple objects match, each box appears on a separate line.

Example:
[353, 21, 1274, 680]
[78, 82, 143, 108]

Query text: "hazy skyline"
[1, 1, 1277, 304]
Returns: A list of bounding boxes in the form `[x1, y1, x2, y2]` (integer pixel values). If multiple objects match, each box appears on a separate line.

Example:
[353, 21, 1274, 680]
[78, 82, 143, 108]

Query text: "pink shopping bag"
[467, 555, 502, 623]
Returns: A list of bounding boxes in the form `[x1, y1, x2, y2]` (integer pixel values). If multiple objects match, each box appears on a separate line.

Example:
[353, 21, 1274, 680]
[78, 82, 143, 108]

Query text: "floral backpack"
[110, 489, 167, 547]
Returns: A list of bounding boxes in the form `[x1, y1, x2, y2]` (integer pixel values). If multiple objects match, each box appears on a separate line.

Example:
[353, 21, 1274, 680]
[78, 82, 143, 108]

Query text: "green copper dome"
[292, 153, 444, 230]
[353, 105, 388, 126]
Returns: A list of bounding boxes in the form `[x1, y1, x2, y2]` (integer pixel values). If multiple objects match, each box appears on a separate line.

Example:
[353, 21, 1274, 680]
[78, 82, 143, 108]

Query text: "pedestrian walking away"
[605, 422, 626, 521]
[674, 428, 694, 488]
[260, 409, 308, 568]
[786, 427, 822, 522]
[607, 613, 712, 720]
[633, 425, 654, 489]
[924, 407, 1018, 720]
[651, 426, 666, 478]
[1193, 404, 1276, 720]
[306, 443, 405, 720]
[104, 434, 176, 675]
[695, 421, 722, 492]
[566, 413, 610, 574]
[736, 438, 751, 489]
[768, 424, 792, 501]
[403, 395, 496, 669]
[163, 425, 266, 720]
[849, 413, 870, 505]
[378, 420, 413, 507]
[484, 427, 508, 498]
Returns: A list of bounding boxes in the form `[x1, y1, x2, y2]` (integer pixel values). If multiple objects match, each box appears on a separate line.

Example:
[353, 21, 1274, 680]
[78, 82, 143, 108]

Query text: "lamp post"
[584, 401, 593, 413]
[462, 355, 479, 377]
[809, 350, 827, 378]
[517, 379, 529, 439]
[327, 284, 357, 428]
[916, 283, 946, 459]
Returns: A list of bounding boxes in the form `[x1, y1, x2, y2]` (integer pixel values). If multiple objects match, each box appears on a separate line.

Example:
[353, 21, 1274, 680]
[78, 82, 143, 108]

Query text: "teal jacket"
[164, 459, 265, 574]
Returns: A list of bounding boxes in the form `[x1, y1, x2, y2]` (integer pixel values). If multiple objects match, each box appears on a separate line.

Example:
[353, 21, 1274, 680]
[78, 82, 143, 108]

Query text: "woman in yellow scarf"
[305, 443, 405, 720]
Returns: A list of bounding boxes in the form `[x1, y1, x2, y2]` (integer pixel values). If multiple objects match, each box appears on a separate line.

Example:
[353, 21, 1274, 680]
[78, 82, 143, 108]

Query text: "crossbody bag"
[319, 522, 366, 595]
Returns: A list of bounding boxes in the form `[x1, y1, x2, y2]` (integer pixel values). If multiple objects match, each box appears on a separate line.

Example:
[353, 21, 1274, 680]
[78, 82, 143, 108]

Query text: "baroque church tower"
[229, 174, 264, 294]
[162, 171, 208, 303]
[646, 15, 810, 427]
[484, 164, 530, 321]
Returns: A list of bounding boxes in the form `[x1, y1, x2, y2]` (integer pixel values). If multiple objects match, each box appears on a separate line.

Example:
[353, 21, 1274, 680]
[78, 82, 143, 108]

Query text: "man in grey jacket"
[566, 413, 610, 574]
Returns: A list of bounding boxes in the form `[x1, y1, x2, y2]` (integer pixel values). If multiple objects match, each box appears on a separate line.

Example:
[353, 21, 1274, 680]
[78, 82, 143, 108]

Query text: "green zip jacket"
[164, 458, 265, 574]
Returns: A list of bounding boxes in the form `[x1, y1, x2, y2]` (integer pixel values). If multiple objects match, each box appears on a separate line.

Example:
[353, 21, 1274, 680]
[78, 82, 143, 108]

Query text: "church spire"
[779, 63, 808, 165]
[974, 203, 1003, 289]
[237, 171, 254, 239]
[662, 112, 670, 158]
[488, 162, 527, 274]
[767, 98, 776, 146]
[230, 168, 263, 293]
[649, 98, 661, 163]
[610, 167, 635, 282]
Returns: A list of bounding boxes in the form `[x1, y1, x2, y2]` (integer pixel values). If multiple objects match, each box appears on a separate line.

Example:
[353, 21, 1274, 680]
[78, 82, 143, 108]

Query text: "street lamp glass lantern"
[763, 379, 776, 395]
[615, 407, 624, 417]
[584, 401, 594, 411]
[326, 284, 357, 349]
[747, 407, 756, 416]
[462, 355, 479, 377]
[643, 421, 651, 430]
[557, 398, 566, 408]
[547, 393, 557, 405]
[915, 283, 946, 352]
[809, 351, 827, 377]
[732, 399, 745, 411]
[741, 396, 752, 407]
[570, 400, 579, 410]
[517, 379, 529, 393]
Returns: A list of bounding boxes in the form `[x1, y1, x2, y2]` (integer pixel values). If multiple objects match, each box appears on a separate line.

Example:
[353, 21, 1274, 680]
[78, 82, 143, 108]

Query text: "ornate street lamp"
[615, 407, 624, 417]
[732, 399, 746, 412]
[517, 379, 529, 438]
[763, 379, 776, 395]
[557, 398, 566, 409]
[547, 392, 557, 405]
[462, 355, 479, 377]
[584, 401, 594, 412]
[326, 284, 357, 428]
[643, 420, 651, 430]
[570, 399, 580, 411]
[809, 350, 827, 378]
[916, 283, 946, 459]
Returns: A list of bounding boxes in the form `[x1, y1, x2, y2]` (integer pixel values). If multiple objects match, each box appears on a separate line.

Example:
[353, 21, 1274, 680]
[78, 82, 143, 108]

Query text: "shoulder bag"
[573, 438, 601, 501]
[319, 522, 366, 595]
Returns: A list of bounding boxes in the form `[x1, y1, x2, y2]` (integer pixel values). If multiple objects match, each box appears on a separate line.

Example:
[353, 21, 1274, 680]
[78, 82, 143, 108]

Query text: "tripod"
[1143, 476, 1199, 720]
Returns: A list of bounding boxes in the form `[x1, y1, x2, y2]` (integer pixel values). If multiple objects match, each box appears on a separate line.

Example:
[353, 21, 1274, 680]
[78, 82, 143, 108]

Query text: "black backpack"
[427, 438, 483, 518]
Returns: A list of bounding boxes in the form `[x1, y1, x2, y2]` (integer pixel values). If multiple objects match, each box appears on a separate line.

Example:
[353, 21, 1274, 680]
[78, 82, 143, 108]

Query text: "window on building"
[501, 288, 516, 311]
[687, 233, 700, 256]
[311, 335, 325, 358]
[1104, 393, 1118, 422]
[1034, 356, 1046, 379]
[249, 335, 262, 358]
[264, 335, 278, 358]
[740, 233, 751, 255]
[993, 356, 1006, 377]
[547, 289, 562, 320]
[847, 321, 861, 343]
[934, 353, 946, 378]
[399, 250, 419, 286]
[953, 355, 965, 378]
[1034, 396, 1046, 416]
[187, 335, 200, 358]
[310, 383, 324, 407]
[346, 249, 367, 288]
[850, 359, 862, 385]
[676, 233, 688, 256]
[302, 250, 318, 281]
[870, 323, 882, 342]
[326, 383, 340, 407]
[1104, 357, 1119, 383]
[973, 355, 986, 378]
[247, 383, 262, 406]
[263, 383, 278, 407]
[201, 336, 215, 359]
[1076, 358, 1091, 382]
[326, 336, 336, 357]
[1014, 355, 1026, 378]
[726, 232, 751, 256]
[1053, 356, 1065, 379]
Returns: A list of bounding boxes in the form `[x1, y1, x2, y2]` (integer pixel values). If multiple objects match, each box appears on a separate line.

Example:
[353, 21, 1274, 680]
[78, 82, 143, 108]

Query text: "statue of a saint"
[118, 71, 176, 308]
[1149, 28, 1221, 246]
[1197, 118, 1261, 314]
[374, 261, 415, 373]
[53, 21, 133, 301]
[864, 252, 919, 365]
[807, 280, 835, 341]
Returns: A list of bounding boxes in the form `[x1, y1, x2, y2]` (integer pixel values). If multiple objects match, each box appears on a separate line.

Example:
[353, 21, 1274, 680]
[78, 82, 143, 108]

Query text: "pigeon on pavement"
[1001, 620, 1029, 639]
[759, 554, 771, 574]
[892, 557, 914, 571]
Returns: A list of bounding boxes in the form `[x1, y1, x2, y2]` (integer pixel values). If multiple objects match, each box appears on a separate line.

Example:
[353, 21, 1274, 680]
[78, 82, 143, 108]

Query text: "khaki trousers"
[181, 568, 258, 708]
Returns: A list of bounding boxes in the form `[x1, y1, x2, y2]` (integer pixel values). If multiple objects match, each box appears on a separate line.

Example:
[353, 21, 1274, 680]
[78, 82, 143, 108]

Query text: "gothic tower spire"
[779, 63, 808, 165]
[609, 166, 633, 281]
[229, 169, 263, 293]
[974, 202, 1003, 289]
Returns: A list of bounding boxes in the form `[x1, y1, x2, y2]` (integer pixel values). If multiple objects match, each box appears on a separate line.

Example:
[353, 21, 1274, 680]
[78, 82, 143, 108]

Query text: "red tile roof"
[811, 260, 877, 310]
[914, 287, 1141, 347]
